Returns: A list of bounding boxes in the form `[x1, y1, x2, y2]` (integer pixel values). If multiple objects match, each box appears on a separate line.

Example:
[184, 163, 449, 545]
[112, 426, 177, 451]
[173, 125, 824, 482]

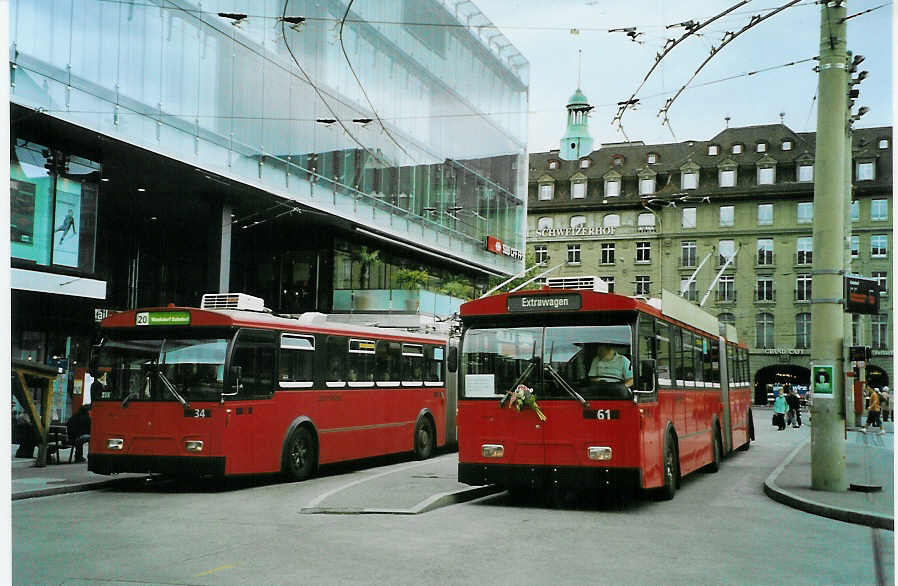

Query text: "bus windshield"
[461, 324, 633, 401]
[93, 337, 228, 403]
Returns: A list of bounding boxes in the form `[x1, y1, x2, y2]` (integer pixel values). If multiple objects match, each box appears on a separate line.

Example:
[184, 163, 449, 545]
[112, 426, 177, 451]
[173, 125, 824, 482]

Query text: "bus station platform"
[11, 427, 894, 530]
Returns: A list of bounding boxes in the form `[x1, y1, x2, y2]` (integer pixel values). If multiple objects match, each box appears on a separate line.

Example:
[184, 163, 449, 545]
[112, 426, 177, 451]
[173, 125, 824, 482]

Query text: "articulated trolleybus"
[457, 278, 753, 500]
[88, 293, 455, 480]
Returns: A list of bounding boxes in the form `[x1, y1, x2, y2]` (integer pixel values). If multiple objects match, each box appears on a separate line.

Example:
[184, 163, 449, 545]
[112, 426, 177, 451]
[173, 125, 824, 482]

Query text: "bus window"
[655, 321, 672, 385]
[402, 344, 424, 386]
[692, 335, 705, 385]
[424, 345, 444, 386]
[230, 329, 276, 397]
[279, 333, 315, 389]
[708, 339, 720, 386]
[727, 344, 736, 385]
[462, 327, 542, 398]
[742, 348, 750, 385]
[347, 338, 376, 387]
[542, 324, 632, 400]
[376, 341, 402, 386]
[674, 329, 692, 384]
[325, 336, 346, 387]
[637, 316, 656, 392]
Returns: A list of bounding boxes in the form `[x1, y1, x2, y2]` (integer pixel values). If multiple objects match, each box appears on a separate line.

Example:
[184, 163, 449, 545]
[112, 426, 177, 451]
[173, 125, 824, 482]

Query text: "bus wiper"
[156, 369, 189, 408]
[544, 363, 589, 408]
[506, 360, 536, 395]
[121, 391, 138, 408]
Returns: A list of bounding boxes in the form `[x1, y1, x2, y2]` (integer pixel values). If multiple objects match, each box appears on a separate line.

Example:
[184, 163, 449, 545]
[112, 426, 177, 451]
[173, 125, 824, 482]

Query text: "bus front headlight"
[107, 438, 124, 450]
[588, 446, 612, 461]
[481, 444, 504, 458]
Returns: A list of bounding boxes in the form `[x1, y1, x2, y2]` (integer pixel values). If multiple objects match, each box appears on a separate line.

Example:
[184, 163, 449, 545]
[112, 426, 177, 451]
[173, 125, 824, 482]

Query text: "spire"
[560, 75, 594, 160]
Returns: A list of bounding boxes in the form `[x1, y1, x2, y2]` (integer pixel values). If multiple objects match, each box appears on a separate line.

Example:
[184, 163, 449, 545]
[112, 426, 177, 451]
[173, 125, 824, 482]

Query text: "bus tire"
[705, 425, 722, 473]
[738, 409, 753, 451]
[413, 415, 435, 460]
[283, 426, 316, 482]
[653, 433, 678, 501]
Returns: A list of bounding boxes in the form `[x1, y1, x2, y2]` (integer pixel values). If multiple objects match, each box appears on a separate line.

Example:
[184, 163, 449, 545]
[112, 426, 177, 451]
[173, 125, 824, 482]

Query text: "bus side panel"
[638, 401, 664, 489]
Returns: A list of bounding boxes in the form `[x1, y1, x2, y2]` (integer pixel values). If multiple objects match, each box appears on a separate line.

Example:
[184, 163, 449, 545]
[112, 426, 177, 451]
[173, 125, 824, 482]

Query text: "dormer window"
[647, 153, 658, 164]
[639, 178, 655, 195]
[579, 158, 591, 169]
[758, 167, 775, 185]
[538, 182, 555, 200]
[798, 163, 814, 182]
[731, 144, 743, 154]
[611, 155, 624, 168]
[879, 138, 889, 149]
[718, 160, 738, 188]
[570, 174, 587, 199]
[781, 140, 792, 151]
[708, 145, 719, 156]
[548, 160, 559, 170]
[605, 178, 620, 197]
[681, 172, 697, 190]
[756, 142, 767, 153]
[856, 161, 875, 181]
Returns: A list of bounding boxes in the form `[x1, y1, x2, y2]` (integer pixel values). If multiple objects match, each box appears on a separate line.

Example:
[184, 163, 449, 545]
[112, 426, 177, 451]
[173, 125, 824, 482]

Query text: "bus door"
[223, 329, 277, 474]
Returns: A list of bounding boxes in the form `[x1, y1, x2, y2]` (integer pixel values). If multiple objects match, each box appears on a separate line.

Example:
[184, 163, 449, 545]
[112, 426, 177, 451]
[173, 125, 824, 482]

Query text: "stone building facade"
[528, 119, 892, 404]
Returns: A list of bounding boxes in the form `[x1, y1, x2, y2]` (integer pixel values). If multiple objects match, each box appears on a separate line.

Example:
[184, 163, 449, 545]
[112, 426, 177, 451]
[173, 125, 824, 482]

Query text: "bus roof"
[100, 306, 447, 344]
[460, 288, 740, 345]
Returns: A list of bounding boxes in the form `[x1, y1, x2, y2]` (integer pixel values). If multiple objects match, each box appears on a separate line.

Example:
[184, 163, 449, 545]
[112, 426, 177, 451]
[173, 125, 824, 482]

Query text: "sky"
[474, 0, 893, 153]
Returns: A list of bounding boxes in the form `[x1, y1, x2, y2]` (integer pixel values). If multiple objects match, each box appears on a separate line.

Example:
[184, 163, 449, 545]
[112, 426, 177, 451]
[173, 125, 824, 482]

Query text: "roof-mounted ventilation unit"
[545, 276, 609, 293]
[201, 293, 266, 312]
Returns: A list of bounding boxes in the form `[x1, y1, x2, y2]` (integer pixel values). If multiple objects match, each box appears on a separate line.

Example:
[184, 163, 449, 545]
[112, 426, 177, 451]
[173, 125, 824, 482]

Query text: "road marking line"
[195, 565, 235, 577]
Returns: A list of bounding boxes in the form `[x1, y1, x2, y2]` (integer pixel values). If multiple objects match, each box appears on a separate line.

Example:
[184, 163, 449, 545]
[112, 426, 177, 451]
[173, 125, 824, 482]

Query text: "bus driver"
[588, 344, 633, 387]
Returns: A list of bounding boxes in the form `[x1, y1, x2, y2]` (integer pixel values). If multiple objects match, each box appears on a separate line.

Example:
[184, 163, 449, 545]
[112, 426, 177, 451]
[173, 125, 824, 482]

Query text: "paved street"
[12, 416, 893, 585]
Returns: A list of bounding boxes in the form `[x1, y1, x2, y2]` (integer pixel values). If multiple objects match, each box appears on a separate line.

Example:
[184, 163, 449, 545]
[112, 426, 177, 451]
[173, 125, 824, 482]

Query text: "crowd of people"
[771, 387, 803, 431]
[771, 384, 890, 434]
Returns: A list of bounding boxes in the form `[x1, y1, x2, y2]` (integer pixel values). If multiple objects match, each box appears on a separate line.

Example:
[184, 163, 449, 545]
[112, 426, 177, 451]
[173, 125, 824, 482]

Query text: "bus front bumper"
[89, 453, 226, 477]
[458, 462, 642, 493]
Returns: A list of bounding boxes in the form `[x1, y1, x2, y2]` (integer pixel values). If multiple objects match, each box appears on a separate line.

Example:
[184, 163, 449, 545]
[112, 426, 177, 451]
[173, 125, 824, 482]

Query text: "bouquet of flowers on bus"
[500, 384, 547, 421]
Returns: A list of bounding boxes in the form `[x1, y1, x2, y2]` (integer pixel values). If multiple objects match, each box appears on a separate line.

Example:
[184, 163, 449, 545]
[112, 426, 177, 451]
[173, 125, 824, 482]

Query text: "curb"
[12, 476, 140, 501]
[763, 439, 894, 531]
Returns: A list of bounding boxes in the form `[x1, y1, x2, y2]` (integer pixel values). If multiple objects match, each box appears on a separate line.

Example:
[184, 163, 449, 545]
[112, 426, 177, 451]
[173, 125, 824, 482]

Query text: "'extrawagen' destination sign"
[507, 293, 582, 312]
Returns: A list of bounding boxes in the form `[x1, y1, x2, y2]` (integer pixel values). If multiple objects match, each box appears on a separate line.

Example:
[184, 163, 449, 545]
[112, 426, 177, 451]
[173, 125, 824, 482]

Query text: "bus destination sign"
[136, 310, 191, 326]
[507, 293, 581, 313]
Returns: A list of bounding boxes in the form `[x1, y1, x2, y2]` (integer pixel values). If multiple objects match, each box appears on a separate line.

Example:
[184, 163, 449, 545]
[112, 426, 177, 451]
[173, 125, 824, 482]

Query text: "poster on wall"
[10, 179, 36, 244]
[52, 178, 82, 268]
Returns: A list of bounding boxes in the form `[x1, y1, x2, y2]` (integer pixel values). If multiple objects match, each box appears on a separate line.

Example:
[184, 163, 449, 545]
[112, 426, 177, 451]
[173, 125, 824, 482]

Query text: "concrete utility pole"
[810, 0, 849, 491]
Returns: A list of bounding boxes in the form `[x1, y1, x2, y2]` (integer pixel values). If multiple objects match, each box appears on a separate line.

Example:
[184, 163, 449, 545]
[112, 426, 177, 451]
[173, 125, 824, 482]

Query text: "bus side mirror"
[447, 346, 458, 373]
[639, 359, 656, 393]
[221, 366, 242, 403]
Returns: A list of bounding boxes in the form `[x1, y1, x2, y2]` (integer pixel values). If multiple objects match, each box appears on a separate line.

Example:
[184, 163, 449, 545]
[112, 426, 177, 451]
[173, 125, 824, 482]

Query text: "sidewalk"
[763, 423, 894, 530]
[11, 445, 147, 500]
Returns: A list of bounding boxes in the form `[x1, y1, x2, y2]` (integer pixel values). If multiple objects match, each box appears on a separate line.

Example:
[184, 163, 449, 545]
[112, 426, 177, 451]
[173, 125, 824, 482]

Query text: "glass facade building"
[9, 0, 529, 421]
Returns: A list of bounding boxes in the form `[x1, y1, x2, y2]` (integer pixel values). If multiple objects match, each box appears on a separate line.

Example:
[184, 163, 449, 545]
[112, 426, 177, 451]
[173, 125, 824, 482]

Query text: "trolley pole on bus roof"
[810, 0, 848, 492]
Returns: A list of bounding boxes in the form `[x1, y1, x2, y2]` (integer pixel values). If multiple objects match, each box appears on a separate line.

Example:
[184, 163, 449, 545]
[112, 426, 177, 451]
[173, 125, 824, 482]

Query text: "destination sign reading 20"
[507, 293, 581, 312]
[135, 310, 191, 326]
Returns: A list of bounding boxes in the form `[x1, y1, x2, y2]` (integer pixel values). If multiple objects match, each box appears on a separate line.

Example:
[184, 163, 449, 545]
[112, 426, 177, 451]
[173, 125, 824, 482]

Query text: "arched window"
[570, 215, 586, 228]
[637, 213, 655, 232]
[537, 217, 554, 231]
[603, 214, 620, 228]
[756, 313, 774, 349]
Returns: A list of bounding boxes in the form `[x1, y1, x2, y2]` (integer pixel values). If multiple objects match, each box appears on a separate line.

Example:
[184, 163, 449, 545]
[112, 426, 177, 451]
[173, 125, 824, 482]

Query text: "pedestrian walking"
[865, 387, 883, 433]
[772, 391, 788, 431]
[880, 386, 890, 423]
[786, 389, 802, 428]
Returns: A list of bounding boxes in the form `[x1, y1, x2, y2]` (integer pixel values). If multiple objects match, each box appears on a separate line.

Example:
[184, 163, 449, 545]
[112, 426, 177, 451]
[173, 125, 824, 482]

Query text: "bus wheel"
[655, 435, 678, 501]
[284, 427, 316, 482]
[413, 416, 435, 460]
[705, 427, 722, 473]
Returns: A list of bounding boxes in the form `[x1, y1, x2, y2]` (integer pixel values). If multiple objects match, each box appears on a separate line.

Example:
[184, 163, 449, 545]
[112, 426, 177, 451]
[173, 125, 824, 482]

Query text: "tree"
[395, 268, 429, 290]
[486, 251, 542, 295]
[439, 279, 474, 300]
[352, 246, 380, 289]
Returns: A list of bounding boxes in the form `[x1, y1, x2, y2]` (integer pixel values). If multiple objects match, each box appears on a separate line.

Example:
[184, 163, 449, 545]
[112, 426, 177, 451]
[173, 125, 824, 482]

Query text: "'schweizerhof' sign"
[485, 236, 524, 260]
[533, 225, 617, 238]
[507, 293, 582, 312]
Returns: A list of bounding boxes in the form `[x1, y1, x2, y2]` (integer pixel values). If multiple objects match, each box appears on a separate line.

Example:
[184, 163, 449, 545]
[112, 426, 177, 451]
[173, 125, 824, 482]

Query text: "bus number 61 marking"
[596, 409, 613, 420]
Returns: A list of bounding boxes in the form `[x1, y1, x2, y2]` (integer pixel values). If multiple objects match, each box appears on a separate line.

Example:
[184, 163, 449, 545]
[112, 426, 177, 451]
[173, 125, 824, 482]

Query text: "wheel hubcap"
[292, 439, 307, 470]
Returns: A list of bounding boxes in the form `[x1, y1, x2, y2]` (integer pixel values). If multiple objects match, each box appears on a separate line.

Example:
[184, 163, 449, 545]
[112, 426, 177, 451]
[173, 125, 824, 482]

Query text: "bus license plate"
[185, 408, 212, 418]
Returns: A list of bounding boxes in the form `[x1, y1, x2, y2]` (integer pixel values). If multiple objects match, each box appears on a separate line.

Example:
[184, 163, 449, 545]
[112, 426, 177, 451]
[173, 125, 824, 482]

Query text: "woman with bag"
[772, 390, 788, 431]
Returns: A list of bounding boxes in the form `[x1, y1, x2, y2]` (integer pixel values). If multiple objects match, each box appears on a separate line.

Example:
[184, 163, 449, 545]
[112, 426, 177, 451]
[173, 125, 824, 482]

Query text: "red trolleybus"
[456, 281, 753, 500]
[88, 293, 455, 480]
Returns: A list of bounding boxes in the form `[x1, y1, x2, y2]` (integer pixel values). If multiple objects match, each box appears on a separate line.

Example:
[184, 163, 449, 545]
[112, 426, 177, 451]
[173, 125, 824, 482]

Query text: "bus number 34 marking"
[184, 408, 212, 418]
[583, 409, 619, 420]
